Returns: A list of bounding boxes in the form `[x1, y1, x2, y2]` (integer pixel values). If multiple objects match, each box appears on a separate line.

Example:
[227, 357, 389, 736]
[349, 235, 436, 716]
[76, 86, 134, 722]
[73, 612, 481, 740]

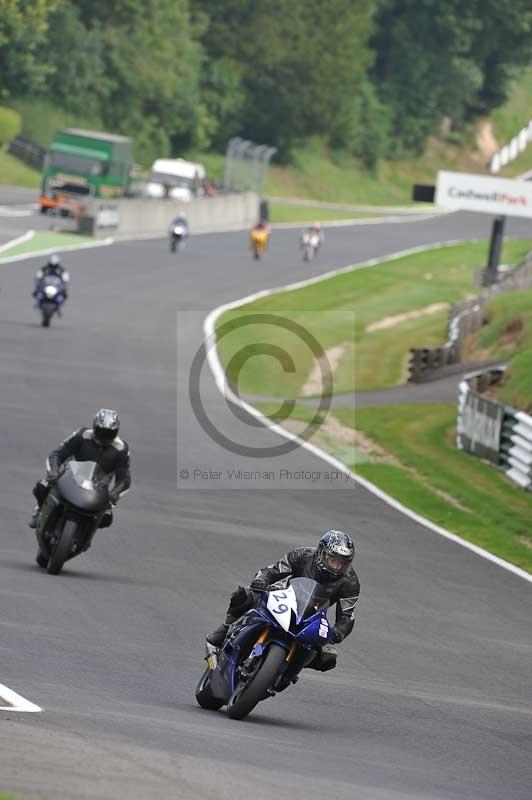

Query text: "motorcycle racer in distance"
[300, 221, 323, 260]
[33, 254, 70, 299]
[168, 213, 189, 252]
[250, 219, 270, 259]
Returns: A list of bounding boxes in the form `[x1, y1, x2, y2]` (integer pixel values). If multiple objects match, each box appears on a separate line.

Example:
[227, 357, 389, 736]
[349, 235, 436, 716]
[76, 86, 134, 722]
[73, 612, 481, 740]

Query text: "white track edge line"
[0, 236, 114, 264]
[0, 229, 34, 254]
[204, 241, 532, 585]
[0, 682, 42, 712]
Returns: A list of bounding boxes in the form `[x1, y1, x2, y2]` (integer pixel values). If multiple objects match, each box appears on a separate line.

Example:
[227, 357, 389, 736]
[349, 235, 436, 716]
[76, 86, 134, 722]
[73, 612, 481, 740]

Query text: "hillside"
[4, 69, 532, 211]
[463, 290, 532, 413]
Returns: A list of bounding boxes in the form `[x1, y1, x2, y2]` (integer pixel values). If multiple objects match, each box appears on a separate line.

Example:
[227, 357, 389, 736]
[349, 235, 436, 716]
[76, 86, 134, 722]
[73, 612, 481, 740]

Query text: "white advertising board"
[436, 171, 532, 218]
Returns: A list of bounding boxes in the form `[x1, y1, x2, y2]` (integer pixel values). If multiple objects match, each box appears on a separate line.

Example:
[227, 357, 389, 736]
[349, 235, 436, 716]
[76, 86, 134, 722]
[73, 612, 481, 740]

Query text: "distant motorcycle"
[250, 228, 269, 260]
[169, 222, 188, 253]
[35, 460, 111, 575]
[35, 275, 66, 327]
[195, 577, 334, 720]
[300, 231, 320, 261]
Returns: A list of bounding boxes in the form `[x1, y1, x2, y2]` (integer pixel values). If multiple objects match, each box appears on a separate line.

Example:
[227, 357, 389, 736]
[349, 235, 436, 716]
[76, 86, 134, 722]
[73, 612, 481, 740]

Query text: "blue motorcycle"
[35, 275, 66, 327]
[195, 577, 334, 720]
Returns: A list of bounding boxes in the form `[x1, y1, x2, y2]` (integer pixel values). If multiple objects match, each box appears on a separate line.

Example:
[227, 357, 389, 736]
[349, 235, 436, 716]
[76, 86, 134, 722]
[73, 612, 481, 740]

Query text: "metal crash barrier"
[457, 368, 532, 491]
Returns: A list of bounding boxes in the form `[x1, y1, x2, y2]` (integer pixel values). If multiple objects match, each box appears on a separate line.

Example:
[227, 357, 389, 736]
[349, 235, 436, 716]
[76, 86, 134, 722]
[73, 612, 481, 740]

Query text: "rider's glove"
[229, 586, 255, 616]
[229, 586, 249, 609]
[250, 577, 268, 593]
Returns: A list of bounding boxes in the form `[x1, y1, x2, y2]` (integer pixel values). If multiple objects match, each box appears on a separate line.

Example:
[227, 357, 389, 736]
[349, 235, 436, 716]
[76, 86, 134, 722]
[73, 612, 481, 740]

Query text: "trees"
[0, 0, 61, 99]
[371, 0, 532, 156]
[195, 0, 375, 158]
[2, 0, 532, 166]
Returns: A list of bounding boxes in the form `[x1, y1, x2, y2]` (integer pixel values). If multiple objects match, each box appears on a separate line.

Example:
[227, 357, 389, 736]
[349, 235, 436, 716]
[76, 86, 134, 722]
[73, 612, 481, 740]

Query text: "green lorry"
[39, 128, 134, 213]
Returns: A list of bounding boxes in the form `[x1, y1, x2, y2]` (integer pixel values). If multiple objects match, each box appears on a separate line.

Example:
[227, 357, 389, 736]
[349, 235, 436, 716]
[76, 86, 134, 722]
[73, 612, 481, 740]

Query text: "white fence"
[489, 121, 532, 174]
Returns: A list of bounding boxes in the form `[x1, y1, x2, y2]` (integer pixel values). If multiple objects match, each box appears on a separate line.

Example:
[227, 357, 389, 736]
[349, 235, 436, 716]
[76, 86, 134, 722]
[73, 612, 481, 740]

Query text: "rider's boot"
[206, 623, 229, 648]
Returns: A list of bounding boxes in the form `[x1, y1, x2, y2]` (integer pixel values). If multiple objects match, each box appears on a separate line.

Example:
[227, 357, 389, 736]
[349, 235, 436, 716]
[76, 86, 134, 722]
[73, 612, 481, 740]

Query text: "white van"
[145, 158, 206, 201]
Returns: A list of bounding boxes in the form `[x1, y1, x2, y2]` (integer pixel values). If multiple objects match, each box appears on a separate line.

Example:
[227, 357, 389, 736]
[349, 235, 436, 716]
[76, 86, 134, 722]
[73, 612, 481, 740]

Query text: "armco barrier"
[80, 192, 259, 238]
[457, 368, 532, 491]
[8, 135, 46, 170]
[409, 252, 532, 382]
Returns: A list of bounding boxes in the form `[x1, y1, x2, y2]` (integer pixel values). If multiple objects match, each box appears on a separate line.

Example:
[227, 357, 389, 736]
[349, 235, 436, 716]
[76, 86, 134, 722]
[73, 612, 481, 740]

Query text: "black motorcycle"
[35, 460, 111, 575]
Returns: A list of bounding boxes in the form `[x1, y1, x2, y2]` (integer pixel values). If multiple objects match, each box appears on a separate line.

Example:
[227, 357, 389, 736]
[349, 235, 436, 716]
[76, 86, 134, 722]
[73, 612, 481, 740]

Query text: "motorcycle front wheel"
[48, 518, 77, 575]
[226, 642, 287, 720]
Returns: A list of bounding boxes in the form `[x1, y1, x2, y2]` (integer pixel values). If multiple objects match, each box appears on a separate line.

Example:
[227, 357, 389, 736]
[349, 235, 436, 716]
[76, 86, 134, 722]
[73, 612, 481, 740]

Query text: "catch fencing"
[457, 368, 532, 491]
[223, 138, 277, 194]
[409, 252, 532, 382]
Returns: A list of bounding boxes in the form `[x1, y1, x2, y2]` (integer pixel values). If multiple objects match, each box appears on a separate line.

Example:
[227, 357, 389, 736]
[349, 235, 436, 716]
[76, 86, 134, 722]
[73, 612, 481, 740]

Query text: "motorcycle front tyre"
[48, 518, 77, 575]
[226, 642, 287, 720]
[195, 667, 224, 710]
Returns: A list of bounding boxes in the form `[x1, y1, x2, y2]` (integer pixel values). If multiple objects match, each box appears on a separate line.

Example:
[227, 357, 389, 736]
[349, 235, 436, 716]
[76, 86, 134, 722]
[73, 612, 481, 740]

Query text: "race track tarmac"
[0, 211, 531, 799]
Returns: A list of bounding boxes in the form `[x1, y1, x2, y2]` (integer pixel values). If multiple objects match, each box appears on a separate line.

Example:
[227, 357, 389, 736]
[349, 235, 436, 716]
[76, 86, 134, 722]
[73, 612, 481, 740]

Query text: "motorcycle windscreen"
[59, 460, 110, 511]
[42, 275, 65, 290]
[290, 577, 329, 618]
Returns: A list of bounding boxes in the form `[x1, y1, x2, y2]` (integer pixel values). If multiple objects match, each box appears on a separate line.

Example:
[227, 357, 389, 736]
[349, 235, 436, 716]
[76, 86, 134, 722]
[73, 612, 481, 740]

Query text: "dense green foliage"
[1, 0, 532, 166]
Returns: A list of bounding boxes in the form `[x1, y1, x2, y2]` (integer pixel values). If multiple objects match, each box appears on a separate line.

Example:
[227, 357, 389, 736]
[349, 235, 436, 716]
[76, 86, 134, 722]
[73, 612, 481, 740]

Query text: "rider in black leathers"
[29, 409, 131, 532]
[207, 530, 360, 671]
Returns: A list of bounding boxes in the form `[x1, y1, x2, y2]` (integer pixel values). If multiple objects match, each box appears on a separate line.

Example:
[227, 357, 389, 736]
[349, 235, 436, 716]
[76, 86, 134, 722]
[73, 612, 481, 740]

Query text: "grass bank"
[0, 148, 40, 188]
[269, 204, 369, 223]
[217, 240, 532, 396]
[464, 289, 532, 412]
[256, 400, 532, 573]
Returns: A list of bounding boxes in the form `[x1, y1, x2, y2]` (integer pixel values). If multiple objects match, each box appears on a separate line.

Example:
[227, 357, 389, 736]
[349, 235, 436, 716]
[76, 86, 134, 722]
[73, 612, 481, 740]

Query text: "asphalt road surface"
[1, 211, 531, 800]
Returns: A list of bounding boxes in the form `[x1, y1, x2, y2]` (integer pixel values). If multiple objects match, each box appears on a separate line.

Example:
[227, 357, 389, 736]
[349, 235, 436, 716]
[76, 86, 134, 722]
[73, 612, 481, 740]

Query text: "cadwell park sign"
[435, 171, 532, 219]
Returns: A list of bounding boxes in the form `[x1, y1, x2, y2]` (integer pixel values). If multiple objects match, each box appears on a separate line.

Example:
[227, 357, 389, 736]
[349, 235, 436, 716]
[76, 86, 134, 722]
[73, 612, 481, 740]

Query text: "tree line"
[1, 0, 532, 166]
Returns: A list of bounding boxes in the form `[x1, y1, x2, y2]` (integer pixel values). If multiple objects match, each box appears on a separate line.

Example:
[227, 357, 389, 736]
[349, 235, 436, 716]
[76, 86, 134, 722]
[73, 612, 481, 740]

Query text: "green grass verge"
[0, 231, 95, 260]
[257, 400, 532, 572]
[269, 203, 368, 223]
[0, 147, 40, 188]
[464, 289, 532, 412]
[345, 404, 532, 572]
[217, 240, 532, 396]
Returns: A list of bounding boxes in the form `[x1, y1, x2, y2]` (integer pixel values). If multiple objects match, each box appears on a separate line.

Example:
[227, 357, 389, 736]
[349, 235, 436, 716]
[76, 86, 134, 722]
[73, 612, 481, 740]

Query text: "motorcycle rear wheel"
[195, 667, 224, 710]
[226, 642, 287, 720]
[48, 518, 77, 575]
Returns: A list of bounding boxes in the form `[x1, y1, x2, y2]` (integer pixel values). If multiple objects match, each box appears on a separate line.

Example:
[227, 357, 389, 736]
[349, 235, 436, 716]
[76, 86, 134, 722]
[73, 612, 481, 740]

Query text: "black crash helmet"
[315, 530, 354, 578]
[93, 408, 120, 445]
